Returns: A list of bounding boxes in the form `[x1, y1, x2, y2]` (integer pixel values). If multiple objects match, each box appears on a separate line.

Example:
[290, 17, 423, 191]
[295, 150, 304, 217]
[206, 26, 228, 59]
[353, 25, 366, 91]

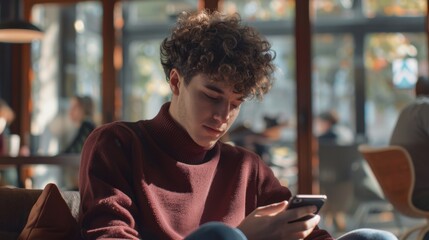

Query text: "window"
[311, 0, 427, 235]
[31, 2, 102, 155]
[365, 33, 427, 145]
[313, 34, 355, 141]
[29, 1, 102, 189]
[222, 0, 298, 192]
[120, 0, 198, 121]
[223, 0, 294, 21]
[364, 0, 426, 17]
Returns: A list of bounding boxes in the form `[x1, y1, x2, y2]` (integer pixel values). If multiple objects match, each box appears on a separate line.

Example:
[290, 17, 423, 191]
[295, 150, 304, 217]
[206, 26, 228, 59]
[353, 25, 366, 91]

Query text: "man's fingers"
[255, 201, 288, 216]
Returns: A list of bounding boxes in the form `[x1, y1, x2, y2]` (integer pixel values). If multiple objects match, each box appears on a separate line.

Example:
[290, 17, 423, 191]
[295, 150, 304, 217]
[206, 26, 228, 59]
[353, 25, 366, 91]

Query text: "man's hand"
[237, 201, 320, 240]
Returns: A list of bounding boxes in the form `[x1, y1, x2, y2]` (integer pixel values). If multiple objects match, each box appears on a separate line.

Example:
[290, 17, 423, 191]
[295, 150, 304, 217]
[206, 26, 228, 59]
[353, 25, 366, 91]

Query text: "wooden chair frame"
[359, 144, 429, 240]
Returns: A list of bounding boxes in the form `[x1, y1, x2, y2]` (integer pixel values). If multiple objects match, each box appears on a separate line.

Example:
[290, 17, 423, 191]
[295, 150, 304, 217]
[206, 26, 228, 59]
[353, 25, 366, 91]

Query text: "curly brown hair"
[160, 10, 276, 100]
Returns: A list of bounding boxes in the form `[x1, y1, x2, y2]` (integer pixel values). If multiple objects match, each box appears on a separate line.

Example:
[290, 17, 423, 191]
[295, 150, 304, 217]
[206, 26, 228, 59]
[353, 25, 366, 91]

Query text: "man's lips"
[203, 125, 225, 135]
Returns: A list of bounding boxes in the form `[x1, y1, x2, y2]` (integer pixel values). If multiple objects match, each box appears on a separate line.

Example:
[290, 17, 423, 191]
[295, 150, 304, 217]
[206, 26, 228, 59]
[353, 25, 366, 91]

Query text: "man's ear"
[169, 69, 181, 95]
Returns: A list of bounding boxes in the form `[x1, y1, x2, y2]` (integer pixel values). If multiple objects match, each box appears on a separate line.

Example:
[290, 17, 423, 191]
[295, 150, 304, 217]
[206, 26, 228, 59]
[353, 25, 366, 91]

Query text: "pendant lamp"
[0, 0, 43, 43]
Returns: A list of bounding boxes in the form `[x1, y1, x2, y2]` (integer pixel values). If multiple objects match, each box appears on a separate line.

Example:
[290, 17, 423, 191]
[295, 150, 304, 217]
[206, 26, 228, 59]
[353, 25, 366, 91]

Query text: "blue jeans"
[185, 222, 246, 240]
[185, 222, 397, 240]
[338, 228, 398, 240]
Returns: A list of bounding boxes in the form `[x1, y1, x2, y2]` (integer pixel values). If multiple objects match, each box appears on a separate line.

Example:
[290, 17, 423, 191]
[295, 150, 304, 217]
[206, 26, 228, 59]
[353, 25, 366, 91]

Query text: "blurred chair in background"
[359, 144, 429, 240]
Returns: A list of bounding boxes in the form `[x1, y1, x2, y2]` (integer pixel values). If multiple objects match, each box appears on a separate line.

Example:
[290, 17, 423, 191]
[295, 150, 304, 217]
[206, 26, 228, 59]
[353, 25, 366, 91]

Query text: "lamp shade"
[0, 20, 44, 43]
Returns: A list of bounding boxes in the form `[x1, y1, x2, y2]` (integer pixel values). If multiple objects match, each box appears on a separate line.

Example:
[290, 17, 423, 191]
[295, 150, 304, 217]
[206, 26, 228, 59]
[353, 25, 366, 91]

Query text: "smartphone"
[286, 194, 327, 223]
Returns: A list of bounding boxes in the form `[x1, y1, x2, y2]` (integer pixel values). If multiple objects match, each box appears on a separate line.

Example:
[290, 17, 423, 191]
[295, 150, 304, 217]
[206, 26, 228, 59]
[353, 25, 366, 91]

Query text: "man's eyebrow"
[205, 84, 245, 102]
[205, 84, 224, 94]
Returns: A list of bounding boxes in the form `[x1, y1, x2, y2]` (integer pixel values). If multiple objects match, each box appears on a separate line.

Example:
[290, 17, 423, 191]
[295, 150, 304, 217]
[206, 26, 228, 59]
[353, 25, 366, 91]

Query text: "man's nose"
[213, 102, 231, 122]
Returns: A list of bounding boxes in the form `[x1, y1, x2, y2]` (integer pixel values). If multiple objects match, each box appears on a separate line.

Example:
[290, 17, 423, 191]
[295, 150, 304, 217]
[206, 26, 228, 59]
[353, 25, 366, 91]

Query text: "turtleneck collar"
[145, 102, 217, 164]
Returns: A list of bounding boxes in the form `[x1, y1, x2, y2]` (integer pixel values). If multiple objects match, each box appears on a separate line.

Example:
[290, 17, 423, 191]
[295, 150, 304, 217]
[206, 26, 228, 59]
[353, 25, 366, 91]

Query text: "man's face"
[68, 98, 84, 125]
[169, 72, 244, 149]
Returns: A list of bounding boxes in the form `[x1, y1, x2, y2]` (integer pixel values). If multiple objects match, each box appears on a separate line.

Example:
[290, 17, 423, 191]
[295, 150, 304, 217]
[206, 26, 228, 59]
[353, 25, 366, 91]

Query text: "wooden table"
[0, 155, 81, 188]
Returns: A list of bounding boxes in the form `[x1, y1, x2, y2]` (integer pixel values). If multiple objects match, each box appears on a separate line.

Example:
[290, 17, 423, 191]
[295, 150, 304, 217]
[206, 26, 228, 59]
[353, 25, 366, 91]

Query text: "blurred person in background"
[61, 95, 96, 190]
[29, 95, 96, 190]
[62, 95, 96, 154]
[0, 98, 15, 155]
[390, 75, 429, 211]
[0, 98, 17, 186]
[315, 110, 353, 144]
[315, 111, 339, 141]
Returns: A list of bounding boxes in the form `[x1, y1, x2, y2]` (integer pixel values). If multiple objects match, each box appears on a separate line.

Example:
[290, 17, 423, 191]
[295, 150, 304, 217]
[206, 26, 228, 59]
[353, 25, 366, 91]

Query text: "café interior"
[0, 0, 428, 238]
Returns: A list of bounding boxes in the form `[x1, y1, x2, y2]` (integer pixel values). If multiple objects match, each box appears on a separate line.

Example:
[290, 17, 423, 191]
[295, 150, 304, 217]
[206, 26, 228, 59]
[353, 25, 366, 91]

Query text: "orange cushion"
[17, 183, 78, 240]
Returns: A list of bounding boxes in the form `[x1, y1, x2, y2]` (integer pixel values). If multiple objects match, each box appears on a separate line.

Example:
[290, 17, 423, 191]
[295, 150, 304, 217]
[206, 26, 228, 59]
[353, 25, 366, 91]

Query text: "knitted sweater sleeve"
[256, 158, 334, 240]
[78, 123, 142, 240]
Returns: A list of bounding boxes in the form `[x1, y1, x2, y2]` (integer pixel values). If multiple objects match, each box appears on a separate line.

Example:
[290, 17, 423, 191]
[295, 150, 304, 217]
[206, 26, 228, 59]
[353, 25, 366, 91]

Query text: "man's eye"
[205, 94, 219, 101]
[231, 103, 240, 109]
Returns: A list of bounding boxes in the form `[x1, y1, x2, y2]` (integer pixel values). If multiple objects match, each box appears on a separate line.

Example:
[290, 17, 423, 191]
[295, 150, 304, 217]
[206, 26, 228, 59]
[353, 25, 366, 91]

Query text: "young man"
[390, 76, 429, 211]
[78, 10, 396, 240]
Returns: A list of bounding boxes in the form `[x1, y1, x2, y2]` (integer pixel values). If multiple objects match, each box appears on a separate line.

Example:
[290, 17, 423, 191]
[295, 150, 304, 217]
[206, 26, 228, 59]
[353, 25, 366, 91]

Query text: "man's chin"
[196, 139, 218, 150]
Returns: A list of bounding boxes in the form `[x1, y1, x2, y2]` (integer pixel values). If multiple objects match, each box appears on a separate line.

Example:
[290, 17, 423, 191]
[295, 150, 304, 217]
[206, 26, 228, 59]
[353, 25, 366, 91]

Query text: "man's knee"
[185, 222, 247, 240]
[338, 228, 397, 240]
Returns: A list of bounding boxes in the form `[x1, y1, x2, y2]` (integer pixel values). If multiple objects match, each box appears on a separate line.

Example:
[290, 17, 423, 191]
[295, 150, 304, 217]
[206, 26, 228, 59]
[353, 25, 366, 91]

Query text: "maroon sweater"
[78, 103, 332, 239]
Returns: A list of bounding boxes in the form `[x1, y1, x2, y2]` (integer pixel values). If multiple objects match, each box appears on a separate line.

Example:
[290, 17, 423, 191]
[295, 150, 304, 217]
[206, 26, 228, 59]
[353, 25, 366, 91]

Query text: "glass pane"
[222, 0, 295, 21]
[124, 40, 170, 121]
[219, 4, 298, 193]
[364, 0, 427, 17]
[121, 0, 176, 121]
[365, 33, 428, 145]
[312, 0, 356, 19]
[31, 2, 102, 155]
[231, 35, 297, 192]
[313, 34, 355, 142]
[30, 2, 102, 189]
[312, 33, 356, 235]
[123, 0, 198, 25]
